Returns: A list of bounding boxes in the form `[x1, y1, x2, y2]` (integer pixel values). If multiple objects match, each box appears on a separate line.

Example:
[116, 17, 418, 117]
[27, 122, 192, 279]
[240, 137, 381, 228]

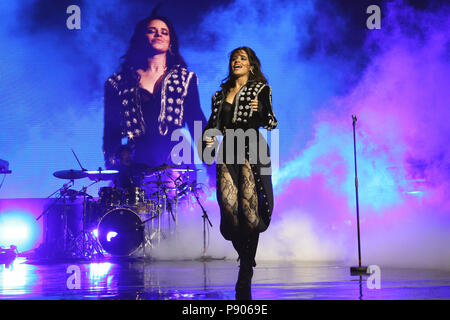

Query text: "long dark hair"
[220, 47, 267, 94]
[120, 12, 187, 79]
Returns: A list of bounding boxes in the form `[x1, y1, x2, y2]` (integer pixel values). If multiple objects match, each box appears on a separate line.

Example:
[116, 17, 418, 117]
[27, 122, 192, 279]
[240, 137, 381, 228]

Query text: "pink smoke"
[259, 2, 450, 270]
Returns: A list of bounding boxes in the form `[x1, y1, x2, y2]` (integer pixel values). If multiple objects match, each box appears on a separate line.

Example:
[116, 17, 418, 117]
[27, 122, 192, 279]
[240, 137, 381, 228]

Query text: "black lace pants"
[217, 159, 260, 241]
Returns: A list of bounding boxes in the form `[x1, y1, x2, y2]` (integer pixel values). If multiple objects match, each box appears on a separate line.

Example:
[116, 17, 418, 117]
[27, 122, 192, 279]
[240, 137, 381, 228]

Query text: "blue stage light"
[0, 210, 40, 252]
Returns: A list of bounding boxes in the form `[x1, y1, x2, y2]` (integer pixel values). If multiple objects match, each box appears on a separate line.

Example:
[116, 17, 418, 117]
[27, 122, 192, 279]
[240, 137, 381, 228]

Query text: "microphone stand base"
[194, 255, 226, 262]
[350, 266, 369, 276]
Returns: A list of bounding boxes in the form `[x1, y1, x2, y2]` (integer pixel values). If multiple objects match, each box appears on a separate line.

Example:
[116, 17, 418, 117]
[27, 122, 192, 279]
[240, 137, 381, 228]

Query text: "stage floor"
[1, 257, 449, 300]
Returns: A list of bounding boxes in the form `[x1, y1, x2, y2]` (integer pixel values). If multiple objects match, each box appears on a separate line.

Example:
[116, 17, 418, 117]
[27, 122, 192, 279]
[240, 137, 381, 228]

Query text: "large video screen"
[0, 0, 449, 268]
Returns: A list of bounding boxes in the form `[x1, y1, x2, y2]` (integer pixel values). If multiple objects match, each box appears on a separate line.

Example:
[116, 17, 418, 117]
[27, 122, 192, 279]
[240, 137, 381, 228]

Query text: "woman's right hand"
[205, 136, 216, 147]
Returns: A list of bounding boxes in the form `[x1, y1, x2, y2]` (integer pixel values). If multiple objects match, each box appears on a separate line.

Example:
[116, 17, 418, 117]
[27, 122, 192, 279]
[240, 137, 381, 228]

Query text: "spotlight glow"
[0, 211, 40, 252]
[88, 263, 113, 280]
[0, 258, 31, 295]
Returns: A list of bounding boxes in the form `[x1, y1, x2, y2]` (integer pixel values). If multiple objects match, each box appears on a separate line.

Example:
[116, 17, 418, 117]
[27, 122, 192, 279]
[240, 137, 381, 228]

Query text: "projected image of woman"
[201, 47, 278, 300]
[103, 10, 207, 176]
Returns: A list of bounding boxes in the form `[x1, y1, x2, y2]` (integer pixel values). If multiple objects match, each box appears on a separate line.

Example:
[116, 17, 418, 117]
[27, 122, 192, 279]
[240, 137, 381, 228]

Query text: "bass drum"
[97, 207, 144, 256]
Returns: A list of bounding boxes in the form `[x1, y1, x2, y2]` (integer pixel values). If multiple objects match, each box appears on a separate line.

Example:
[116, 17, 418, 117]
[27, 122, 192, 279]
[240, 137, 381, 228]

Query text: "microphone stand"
[350, 115, 368, 276]
[36, 180, 74, 221]
[192, 183, 224, 262]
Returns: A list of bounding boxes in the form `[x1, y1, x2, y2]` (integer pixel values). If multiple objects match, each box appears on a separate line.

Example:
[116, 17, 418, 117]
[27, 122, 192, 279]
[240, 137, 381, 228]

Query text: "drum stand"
[146, 172, 171, 246]
[136, 213, 157, 259]
[73, 180, 105, 259]
[36, 181, 74, 260]
[136, 168, 187, 258]
[164, 169, 192, 238]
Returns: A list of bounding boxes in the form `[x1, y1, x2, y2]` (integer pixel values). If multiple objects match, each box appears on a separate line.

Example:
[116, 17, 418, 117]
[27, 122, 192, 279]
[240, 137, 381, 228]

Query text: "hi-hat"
[53, 169, 87, 180]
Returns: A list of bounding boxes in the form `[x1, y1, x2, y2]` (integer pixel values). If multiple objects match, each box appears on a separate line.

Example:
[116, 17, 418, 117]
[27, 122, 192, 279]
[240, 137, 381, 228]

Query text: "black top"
[140, 87, 159, 135]
[220, 101, 234, 130]
[131, 87, 174, 166]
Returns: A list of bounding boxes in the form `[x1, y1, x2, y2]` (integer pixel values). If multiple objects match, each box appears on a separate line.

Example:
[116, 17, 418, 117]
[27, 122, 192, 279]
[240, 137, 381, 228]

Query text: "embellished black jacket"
[205, 80, 278, 134]
[103, 65, 205, 169]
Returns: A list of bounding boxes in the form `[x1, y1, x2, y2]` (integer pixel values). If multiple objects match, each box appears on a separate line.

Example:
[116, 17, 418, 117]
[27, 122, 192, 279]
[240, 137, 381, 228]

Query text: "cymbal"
[171, 167, 201, 172]
[85, 170, 119, 180]
[53, 169, 87, 180]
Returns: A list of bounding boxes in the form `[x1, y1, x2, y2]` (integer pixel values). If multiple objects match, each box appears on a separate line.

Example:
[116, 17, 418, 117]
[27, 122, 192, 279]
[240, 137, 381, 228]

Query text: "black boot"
[232, 238, 243, 262]
[235, 263, 253, 300]
[234, 233, 259, 300]
[249, 233, 259, 268]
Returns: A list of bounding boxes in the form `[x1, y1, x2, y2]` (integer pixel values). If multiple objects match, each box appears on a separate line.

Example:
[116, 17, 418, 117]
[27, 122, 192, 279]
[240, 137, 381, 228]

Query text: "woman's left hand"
[250, 99, 259, 112]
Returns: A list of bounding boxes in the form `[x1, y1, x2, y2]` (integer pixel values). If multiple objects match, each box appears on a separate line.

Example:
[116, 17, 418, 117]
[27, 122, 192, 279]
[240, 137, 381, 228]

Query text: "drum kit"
[37, 161, 203, 260]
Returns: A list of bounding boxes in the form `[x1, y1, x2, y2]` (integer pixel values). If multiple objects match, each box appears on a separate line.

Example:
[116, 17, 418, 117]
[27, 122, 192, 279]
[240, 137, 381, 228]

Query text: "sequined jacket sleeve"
[103, 79, 122, 169]
[255, 85, 278, 130]
[182, 74, 216, 182]
[182, 73, 207, 137]
[204, 93, 221, 132]
[198, 91, 222, 164]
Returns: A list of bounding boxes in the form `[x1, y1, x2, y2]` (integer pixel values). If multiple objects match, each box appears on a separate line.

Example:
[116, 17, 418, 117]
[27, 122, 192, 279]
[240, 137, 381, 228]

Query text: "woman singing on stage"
[201, 47, 278, 299]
